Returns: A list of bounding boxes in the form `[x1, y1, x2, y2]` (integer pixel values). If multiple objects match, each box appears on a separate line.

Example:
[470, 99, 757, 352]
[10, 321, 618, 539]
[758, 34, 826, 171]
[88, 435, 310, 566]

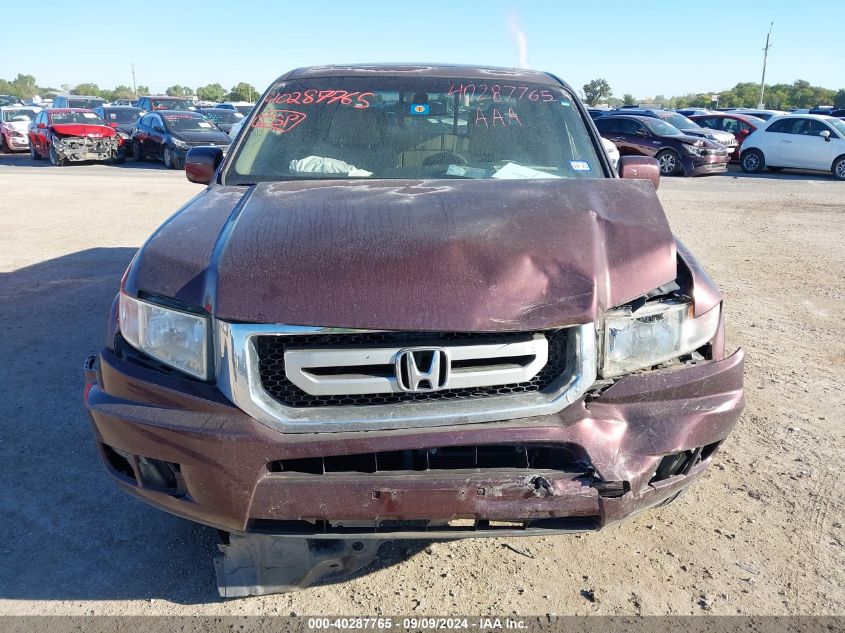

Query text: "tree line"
[4, 72, 843, 111]
[0, 74, 259, 103]
[582, 77, 845, 110]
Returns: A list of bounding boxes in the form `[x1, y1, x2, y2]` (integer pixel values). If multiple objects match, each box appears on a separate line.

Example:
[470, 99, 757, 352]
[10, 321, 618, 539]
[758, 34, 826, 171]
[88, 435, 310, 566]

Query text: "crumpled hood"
[129, 178, 677, 332]
[5, 120, 30, 132]
[50, 123, 115, 138]
[682, 127, 735, 143]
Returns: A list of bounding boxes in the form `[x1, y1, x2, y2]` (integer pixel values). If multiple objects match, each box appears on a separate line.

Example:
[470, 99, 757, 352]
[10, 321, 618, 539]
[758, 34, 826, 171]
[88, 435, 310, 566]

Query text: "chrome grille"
[215, 321, 596, 433]
[255, 330, 567, 408]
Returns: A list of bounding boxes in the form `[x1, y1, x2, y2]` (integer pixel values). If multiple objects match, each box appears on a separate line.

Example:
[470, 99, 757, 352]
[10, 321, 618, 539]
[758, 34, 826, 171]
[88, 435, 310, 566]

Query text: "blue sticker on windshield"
[410, 103, 430, 116]
[569, 161, 591, 171]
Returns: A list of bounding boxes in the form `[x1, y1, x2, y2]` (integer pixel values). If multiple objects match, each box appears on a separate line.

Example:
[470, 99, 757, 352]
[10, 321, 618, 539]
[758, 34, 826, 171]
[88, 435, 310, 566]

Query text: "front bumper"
[84, 343, 745, 538]
[52, 138, 119, 162]
[682, 153, 730, 176]
[6, 134, 29, 149]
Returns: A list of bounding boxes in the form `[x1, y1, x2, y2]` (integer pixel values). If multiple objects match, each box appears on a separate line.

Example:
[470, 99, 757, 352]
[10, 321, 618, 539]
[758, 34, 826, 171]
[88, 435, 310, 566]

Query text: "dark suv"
[136, 95, 195, 112]
[608, 108, 737, 151]
[596, 114, 729, 176]
[84, 64, 744, 543]
[52, 95, 107, 109]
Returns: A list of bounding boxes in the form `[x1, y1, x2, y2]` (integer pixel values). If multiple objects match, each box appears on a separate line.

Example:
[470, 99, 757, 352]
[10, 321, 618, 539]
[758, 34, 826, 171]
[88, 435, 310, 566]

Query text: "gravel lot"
[0, 154, 842, 616]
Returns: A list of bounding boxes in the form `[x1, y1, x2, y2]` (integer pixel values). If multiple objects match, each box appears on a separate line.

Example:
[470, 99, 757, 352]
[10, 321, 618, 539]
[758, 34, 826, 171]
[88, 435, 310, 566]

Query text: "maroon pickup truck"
[84, 64, 744, 540]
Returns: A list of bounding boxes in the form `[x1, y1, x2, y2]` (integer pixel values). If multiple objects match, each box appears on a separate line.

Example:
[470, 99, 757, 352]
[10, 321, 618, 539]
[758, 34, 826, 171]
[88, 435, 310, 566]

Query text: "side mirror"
[185, 146, 224, 185]
[37, 122, 46, 129]
[820, 130, 831, 142]
[617, 155, 660, 190]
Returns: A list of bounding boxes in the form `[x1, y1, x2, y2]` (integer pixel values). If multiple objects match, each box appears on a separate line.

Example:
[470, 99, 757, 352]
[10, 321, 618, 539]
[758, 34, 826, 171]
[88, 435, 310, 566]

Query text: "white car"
[601, 137, 619, 169]
[740, 114, 845, 180]
[0, 105, 40, 152]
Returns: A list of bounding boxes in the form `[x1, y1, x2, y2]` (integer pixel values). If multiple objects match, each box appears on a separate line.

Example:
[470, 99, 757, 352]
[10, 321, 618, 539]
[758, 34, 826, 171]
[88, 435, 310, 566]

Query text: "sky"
[0, 1, 841, 98]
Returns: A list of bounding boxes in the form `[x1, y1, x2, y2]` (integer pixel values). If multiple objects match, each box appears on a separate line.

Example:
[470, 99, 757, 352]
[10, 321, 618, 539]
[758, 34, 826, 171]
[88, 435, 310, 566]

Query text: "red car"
[689, 113, 766, 162]
[27, 108, 122, 166]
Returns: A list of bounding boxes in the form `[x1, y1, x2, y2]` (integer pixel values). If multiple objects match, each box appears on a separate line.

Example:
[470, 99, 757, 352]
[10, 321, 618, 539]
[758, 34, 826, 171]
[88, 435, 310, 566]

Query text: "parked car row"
[590, 107, 845, 179]
[19, 105, 232, 168]
[4, 95, 844, 179]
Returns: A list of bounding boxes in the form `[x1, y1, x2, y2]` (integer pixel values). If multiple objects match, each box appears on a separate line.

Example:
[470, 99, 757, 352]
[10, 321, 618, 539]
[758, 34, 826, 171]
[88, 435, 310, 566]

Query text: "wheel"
[0, 134, 9, 153]
[766, 166, 783, 172]
[48, 143, 66, 166]
[163, 146, 175, 169]
[30, 142, 41, 160]
[655, 149, 680, 176]
[832, 156, 845, 181]
[740, 149, 765, 173]
[132, 142, 145, 162]
[113, 151, 126, 165]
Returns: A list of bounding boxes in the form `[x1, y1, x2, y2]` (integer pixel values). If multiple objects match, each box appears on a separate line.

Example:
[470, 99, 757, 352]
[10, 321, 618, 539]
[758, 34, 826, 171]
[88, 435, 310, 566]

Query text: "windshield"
[151, 99, 193, 111]
[68, 98, 106, 109]
[825, 117, 845, 137]
[3, 108, 38, 122]
[660, 112, 699, 129]
[0, 96, 23, 107]
[50, 111, 107, 125]
[642, 118, 684, 137]
[226, 77, 603, 183]
[203, 110, 243, 124]
[162, 113, 218, 132]
[101, 109, 141, 124]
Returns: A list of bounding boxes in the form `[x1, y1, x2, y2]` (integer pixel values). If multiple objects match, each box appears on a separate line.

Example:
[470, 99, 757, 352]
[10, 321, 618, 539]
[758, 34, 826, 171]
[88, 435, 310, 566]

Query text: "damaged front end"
[84, 179, 744, 540]
[51, 132, 119, 162]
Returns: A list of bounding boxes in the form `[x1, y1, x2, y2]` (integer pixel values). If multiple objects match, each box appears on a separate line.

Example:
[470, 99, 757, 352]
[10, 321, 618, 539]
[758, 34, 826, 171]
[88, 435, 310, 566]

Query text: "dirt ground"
[0, 154, 842, 617]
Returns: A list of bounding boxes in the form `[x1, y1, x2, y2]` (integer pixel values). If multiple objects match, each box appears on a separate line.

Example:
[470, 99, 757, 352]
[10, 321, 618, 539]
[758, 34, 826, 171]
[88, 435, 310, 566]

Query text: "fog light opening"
[102, 444, 136, 483]
[137, 456, 183, 494]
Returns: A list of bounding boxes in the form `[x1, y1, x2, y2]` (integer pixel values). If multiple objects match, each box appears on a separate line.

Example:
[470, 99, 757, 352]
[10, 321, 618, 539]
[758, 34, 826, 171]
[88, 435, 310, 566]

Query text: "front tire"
[30, 142, 41, 160]
[0, 135, 9, 153]
[832, 156, 845, 181]
[656, 149, 681, 176]
[163, 147, 175, 169]
[48, 144, 66, 166]
[741, 149, 765, 173]
[132, 142, 145, 162]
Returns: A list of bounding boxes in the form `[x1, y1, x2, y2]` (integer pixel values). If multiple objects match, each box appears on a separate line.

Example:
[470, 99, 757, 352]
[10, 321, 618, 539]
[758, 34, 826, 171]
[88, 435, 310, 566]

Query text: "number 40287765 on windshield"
[448, 83, 556, 102]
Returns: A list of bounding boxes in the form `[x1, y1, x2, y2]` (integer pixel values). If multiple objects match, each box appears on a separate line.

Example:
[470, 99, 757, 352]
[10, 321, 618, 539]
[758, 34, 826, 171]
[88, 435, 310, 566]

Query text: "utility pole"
[758, 22, 773, 109]
[131, 63, 137, 98]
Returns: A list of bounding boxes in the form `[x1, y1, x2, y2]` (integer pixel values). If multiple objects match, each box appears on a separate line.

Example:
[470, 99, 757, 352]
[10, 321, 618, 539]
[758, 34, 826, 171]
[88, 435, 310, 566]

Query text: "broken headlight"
[118, 291, 209, 380]
[600, 299, 720, 378]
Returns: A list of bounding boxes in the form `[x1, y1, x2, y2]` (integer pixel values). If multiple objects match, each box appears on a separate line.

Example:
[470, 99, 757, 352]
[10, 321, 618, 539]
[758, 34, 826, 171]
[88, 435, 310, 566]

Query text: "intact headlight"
[600, 299, 720, 378]
[118, 292, 209, 379]
[171, 137, 189, 149]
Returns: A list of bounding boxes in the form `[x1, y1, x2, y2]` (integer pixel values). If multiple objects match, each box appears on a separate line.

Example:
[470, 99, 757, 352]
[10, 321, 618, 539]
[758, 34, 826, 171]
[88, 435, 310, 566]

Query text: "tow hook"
[530, 475, 554, 497]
